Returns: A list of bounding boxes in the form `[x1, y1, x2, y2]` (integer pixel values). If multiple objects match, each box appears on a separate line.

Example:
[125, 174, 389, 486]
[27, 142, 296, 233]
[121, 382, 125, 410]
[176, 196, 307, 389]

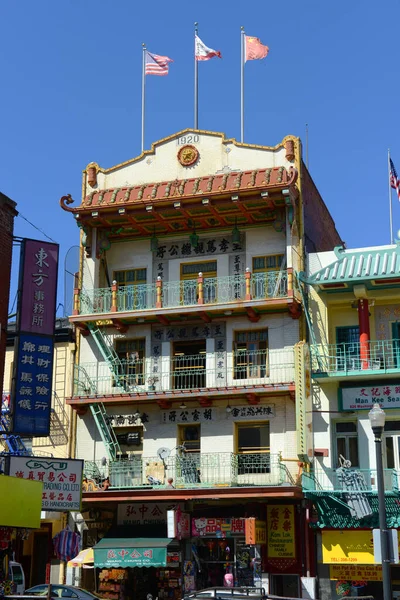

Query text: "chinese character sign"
[117, 502, 182, 526]
[12, 333, 54, 435]
[9, 456, 83, 512]
[267, 505, 295, 558]
[341, 384, 400, 411]
[191, 517, 245, 537]
[19, 239, 59, 335]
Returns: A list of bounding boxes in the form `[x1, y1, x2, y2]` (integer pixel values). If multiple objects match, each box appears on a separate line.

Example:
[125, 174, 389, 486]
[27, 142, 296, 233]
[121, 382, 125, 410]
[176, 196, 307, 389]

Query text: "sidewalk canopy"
[93, 538, 173, 568]
[67, 547, 94, 567]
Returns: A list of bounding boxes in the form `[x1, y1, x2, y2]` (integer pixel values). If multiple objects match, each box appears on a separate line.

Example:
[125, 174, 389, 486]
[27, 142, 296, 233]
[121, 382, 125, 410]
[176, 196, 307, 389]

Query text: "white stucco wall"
[93, 132, 293, 192]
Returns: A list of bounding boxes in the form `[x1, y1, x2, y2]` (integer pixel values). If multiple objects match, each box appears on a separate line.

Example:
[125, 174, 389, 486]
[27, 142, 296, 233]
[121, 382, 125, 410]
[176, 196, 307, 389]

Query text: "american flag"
[390, 158, 400, 202]
[145, 51, 173, 76]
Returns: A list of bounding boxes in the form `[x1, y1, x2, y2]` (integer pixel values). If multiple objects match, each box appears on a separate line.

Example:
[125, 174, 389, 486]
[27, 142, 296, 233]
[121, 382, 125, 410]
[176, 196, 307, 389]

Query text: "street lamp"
[369, 404, 391, 600]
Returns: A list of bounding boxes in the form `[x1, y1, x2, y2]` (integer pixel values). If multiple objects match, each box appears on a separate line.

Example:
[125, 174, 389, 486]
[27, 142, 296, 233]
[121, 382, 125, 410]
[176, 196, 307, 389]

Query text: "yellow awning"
[0, 475, 42, 529]
[68, 548, 94, 567]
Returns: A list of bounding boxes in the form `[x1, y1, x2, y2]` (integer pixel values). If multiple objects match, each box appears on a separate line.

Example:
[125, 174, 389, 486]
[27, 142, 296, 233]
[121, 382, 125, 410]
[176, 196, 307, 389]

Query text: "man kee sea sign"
[11, 239, 59, 436]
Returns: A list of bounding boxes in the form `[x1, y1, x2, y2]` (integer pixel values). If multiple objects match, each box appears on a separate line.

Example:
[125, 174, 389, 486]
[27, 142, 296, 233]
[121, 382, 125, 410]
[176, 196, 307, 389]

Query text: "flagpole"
[141, 43, 146, 153]
[194, 22, 199, 129]
[388, 148, 394, 244]
[240, 26, 245, 143]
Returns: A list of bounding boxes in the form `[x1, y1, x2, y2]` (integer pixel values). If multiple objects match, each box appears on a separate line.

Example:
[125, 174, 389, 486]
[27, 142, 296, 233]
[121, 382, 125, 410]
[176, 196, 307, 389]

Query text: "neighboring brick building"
[0, 192, 17, 399]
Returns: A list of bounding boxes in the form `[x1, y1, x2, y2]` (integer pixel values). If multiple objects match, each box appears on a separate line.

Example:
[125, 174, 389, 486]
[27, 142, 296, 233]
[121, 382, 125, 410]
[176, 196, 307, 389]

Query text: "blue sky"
[1, 0, 399, 311]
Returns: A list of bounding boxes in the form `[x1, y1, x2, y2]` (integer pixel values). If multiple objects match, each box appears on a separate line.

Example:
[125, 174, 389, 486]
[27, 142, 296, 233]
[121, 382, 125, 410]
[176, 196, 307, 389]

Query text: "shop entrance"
[172, 341, 206, 390]
[270, 574, 300, 598]
[30, 529, 51, 586]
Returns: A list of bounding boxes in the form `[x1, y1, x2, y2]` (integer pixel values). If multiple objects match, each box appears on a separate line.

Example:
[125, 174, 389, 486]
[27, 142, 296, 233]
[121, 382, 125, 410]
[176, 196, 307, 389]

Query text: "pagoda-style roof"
[60, 166, 298, 234]
[301, 242, 400, 291]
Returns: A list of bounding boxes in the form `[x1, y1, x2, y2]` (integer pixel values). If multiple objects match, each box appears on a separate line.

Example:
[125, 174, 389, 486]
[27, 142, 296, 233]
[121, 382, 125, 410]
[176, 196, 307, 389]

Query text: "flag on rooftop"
[195, 35, 222, 61]
[390, 158, 400, 202]
[245, 35, 269, 61]
[145, 51, 173, 75]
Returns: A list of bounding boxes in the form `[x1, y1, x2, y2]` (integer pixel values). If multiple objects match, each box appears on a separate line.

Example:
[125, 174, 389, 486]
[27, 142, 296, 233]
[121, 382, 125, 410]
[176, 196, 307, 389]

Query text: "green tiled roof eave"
[305, 492, 400, 529]
[303, 242, 400, 286]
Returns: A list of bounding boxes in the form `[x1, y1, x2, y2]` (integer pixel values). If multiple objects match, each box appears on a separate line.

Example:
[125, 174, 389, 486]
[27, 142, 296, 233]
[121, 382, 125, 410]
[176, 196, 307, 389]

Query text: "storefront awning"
[93, 538, 173, 568]
[306, 492, 400, 529]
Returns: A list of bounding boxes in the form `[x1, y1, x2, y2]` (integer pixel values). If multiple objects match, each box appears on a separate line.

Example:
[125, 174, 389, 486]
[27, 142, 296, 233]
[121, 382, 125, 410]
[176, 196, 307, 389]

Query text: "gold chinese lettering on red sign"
[267, 505, 295, 558]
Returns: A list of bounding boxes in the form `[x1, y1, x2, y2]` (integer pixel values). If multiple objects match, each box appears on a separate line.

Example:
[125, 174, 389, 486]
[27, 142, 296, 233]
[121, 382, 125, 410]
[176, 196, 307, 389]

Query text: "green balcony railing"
[83, 452, 296, 490]
[76, 270, 288, 316]
[302, 466, 399, 493]
[73, 349, 295, 397]
[310, 339, 400, 376]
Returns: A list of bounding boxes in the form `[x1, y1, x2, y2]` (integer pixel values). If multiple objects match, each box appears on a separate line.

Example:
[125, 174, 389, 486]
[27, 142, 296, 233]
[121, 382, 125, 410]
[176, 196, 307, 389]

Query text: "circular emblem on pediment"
[177, 144, 199, 167]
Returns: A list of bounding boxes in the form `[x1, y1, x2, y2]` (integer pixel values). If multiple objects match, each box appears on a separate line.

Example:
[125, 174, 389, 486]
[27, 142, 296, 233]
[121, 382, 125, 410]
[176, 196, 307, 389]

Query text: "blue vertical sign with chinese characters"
[11, 239, 59, 437]
[13, 334, 54, 435]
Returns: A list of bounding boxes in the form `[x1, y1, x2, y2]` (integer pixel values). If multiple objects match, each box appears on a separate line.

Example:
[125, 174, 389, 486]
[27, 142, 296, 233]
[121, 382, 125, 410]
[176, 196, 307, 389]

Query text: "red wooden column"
[358, 298, 370, 369]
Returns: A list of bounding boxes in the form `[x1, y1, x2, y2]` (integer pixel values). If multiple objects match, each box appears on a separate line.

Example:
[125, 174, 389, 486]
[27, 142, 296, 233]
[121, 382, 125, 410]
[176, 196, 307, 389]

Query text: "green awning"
[306, 492, 400, 529]
[93, 538, 173, 568]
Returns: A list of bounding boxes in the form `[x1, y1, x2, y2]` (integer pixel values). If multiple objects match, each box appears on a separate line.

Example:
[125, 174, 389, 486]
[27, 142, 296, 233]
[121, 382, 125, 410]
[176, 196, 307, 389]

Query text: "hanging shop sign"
[245, 518, 267, 545]
[340, 383, 400, 411]
[117, 502, 182, 526]
[9, 456, 83, 512]
[322, 530, 374, 564]
[0, 475, 42, 529]
[11, 239, 59, 437]
[191, 517, 245, 537]
[19, 239, 59, 336]
[330, 564, 382, 581]
[267, 505, 296, 559]
[12, 333, 54, 435]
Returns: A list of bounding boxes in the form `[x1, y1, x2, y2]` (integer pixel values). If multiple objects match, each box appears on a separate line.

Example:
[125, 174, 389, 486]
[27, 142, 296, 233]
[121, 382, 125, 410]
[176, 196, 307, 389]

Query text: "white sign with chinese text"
[161, 405, 274, 424]
[117, 502, 183, 526]
[9, 457, 83, 512]
[341, 383, 400, 411]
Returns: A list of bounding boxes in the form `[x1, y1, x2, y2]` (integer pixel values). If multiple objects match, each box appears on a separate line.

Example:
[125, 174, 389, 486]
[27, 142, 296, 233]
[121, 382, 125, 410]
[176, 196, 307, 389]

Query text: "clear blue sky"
[1, 0, 399, 312]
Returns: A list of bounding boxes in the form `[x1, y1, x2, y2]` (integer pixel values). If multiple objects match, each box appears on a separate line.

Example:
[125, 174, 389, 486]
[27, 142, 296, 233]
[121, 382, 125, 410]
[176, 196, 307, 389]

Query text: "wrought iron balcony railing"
[75, 270, 289, 316]
[302, 466, 399, 493]
[310, 339, 400, 376]
[73, 349, 295, 397]
[83, 452, 297, 490]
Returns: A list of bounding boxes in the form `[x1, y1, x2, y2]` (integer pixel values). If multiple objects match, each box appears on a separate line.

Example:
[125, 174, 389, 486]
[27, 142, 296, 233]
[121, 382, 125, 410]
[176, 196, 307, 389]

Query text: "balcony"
[83, 452, 297, 491]
[73, 349, 295, 400]
[71, 270, 299, 325]
[302, 466, 399, 493]
[310, 339, 400, 378]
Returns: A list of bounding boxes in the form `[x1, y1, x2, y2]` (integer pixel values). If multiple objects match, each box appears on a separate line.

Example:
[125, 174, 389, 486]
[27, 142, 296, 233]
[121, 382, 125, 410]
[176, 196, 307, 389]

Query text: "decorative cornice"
[61, 166, 298, 213]
[82, 130, 300, 176]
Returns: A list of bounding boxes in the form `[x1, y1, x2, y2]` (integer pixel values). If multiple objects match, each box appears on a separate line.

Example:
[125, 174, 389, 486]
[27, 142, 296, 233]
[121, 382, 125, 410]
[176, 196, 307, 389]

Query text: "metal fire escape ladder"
[76, 365, 121, 461]
[87, 323, 127, 392]
[0, 396, 31, 456]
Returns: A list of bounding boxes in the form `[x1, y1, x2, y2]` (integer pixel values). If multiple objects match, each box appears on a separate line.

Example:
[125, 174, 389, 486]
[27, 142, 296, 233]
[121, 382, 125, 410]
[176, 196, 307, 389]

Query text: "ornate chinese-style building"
[60, 129, 341, 599]
[301, 242, 400, 600]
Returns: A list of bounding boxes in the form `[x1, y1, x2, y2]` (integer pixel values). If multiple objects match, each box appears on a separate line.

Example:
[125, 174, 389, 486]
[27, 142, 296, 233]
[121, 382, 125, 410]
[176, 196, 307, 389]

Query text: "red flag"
[245, 36, 269, 61]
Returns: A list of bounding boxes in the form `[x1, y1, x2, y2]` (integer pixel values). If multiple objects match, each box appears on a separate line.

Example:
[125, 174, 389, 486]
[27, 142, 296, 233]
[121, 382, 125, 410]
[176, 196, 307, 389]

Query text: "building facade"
[61, 129, 341, 599]
[303, 242, 400, 600]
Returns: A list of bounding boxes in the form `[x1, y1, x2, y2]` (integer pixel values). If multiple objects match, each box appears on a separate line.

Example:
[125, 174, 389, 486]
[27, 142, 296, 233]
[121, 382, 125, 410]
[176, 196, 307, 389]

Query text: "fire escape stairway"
[83, 323, 124, 460]
[0, 396, 31, 455]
